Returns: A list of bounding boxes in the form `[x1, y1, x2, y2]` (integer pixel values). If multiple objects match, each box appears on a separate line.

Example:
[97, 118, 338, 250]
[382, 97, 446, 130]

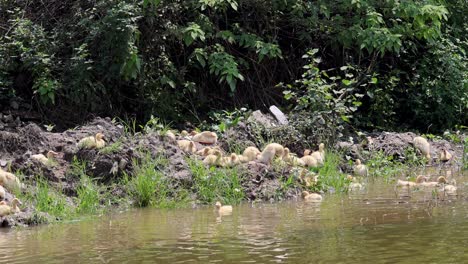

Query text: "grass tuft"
[99, 141, 123, 155]
[124, 153, 187, 208]
[305, 151, 350, 193]
[188, 158, 244, 205]
[76, 174, 101, 214]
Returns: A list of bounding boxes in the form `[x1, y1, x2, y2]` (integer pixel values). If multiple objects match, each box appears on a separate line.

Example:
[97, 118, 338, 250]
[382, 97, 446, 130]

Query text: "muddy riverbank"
[0, 110, 466, 227]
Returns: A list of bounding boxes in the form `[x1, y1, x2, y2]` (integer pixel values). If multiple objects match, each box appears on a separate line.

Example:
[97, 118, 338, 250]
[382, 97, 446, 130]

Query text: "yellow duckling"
[202, 150, 222, 166]
[196, 147, 212, 156]
[215, 201, 233, 215]
[413, 136, 431, 160]
[257, 143, 284, 164]
[220, 153, 241, 167]
[443, 184, 457, 196]
[299, 169, 318, 187]
[301, 191, 323, 202]
[0, 169, 22, 191]
[396, 175, 426, 187]
[419, 176, 447, 188]
[192, 131, 218, 144]
[177, 140, 197, 153]
[242, 146, 261, 162]
[282, 148, 305, 166]
[78, 133, 106, 149]
[0, 185, 5, 200]
[180, 130, 189, 137]
[0, 198, 22, 217]
[439, 148, 452, 163]
[164, 130, 176, 142]
[309, 143, 325, 165]
[236, 154, 250, 163]
[347, 175, 363, 191]
[353, 159, 368, 177]
[208, 146, 224, 155]
[300, 154, 318, 167]
[31, 150, 59, 165]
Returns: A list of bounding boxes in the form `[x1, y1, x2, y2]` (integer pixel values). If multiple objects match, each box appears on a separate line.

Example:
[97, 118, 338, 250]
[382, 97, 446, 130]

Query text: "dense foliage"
[0, 0, 466, 131]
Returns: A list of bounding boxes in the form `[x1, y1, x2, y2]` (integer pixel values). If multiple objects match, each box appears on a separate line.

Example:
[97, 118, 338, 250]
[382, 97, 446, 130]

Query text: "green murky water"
[1, 169, 467, 263]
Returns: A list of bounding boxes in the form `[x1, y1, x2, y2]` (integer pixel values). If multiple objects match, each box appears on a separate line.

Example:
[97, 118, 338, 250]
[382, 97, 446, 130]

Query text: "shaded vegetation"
[0, 0, 465, 132]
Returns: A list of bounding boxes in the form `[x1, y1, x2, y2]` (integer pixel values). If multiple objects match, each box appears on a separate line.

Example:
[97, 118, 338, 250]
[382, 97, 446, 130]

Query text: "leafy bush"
[283, 49, 363, 144]
[0, 0, 465, 132]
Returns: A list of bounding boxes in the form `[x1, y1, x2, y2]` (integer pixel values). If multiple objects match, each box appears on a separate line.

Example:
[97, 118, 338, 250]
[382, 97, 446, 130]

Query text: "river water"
[0, 168, 466, 263]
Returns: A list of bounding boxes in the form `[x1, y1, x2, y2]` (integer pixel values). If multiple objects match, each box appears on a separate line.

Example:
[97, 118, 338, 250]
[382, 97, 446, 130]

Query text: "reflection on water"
[0, 169, 466, 263]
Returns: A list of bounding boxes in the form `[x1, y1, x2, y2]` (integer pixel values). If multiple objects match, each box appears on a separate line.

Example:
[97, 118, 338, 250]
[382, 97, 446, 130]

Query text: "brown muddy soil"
[0, 112, 465, 227]
[335, 131, 465, 165]
[0, 117, 303, 226]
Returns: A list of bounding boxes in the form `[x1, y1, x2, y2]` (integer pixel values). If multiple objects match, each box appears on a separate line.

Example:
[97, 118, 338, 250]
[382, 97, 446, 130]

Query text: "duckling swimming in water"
[192, 131, 218, 145]
[353, 159, 368, 177]
[78, 133, 106, 149]
[301, 191, 322, 202]
[443, 184, 457, 196]
[347, 175, 363, 191]
[0, 198, 22, 217]
[396, 175, 426, 187]
[413, 136, 431, 161]
[215, 201, 233, 215]
[419, 176, 447, 188]
[31, 150, 59, 165]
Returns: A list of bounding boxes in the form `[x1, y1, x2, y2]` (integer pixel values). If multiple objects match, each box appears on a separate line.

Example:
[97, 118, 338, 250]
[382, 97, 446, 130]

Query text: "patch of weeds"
[463, 137, 468, 170]
[39, 156, 59, 168]
[99, 141, 123, 155]
[22, 177, 74, 219]
[67, 156, 88, 180]
[76, 174, 101, 214]
[442, 131, 462, 144]
[141, 115, 173, 135]
[66, 158, 106, 214]
[224, 144, 245, 157]
[280, 173, 298, 191]
[188, 159, 244, 205]
[403, 147, 427, 167]
[124, 153, 185, 208]
[367, 150, 406, 181]
[315, 151, 349, 193]
[116, 116, 138, 136]
[271, 157, 289, 173]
